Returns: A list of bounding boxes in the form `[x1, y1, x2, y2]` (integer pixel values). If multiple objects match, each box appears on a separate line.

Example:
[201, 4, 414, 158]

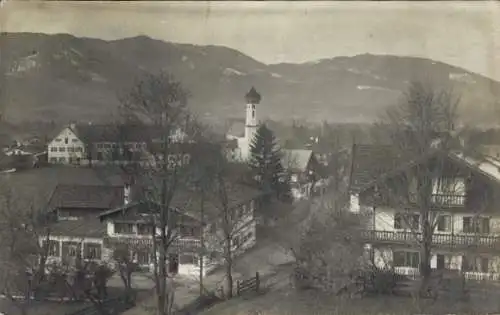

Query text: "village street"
[117, 229, 294, 314]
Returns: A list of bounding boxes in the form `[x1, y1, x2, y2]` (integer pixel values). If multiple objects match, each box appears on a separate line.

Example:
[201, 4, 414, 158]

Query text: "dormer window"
[65, 138, 69, 144]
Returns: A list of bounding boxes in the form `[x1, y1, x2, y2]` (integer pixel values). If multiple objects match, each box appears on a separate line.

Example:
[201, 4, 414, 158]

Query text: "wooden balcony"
[103, 236, 201, 252]
[362, 230, 500, 251]
[408, 193, 466, 208]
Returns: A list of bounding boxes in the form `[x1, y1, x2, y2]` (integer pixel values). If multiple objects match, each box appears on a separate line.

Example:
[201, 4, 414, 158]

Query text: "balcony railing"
[408, 193, 466, 207]
[103, 236, 201, 252]
[362, 230, 500, 250]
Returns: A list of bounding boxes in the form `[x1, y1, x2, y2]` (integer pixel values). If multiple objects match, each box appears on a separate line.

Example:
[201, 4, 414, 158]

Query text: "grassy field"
[199, 287, 500, 315]
[0, 299, 91, 315]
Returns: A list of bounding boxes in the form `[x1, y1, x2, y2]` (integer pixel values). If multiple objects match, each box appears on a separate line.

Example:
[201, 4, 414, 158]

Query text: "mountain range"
[1, 32, 499, 126]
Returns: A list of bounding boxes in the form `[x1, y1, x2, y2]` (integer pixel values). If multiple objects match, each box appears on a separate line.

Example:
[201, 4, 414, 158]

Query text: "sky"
[1, 1, 500, 81]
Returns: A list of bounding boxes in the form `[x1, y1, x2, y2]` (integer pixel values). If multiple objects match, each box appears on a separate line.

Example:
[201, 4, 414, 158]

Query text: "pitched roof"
[3, 165, 128, 215]
[48, 184, 124, 210]
[226, 119, 245, 138]
[50, 218, 107, 238]
[348, 144, 406, 193]
[99, 183, 262, 222]
[282, 149, 313, 171]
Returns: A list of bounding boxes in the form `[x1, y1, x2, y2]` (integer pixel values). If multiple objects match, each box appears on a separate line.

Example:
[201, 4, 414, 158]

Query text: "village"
[2, 2, 500, 315]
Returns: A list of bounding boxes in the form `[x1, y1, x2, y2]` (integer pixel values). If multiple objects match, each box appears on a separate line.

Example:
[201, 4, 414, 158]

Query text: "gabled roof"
[226, 119, 245, 138]
[69, 124, 160, 144]
[48, 184, 124, 210]
[348, 144, 406, 193]
[350, 145, 500, 194]
[99, 183, 262, 222]
[282, 149, 313, 172]
[50, 218, 107, 238]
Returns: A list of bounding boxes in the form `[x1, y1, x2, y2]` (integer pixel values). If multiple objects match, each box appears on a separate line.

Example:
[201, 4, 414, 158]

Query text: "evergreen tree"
[249, 124, 292, 203]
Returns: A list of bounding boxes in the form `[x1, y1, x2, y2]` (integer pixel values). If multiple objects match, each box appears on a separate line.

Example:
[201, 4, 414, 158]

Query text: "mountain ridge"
[1, 32, 499, 126]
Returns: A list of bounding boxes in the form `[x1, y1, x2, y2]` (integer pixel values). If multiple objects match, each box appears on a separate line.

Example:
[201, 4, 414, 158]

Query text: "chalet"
[97, 183, 261, 278]
[42, 183, 129, 266]
[282, 149, 325, 200]
[349, 144, 500, 280]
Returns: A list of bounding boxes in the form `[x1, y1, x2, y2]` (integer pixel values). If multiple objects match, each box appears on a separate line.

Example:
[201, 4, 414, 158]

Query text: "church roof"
[245, 87, 261, 104]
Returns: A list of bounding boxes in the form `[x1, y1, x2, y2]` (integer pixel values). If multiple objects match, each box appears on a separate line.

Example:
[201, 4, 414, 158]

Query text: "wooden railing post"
[255, 272, 260, 292]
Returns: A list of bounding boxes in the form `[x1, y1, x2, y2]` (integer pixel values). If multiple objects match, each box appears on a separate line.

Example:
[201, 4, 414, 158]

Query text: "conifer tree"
[249, 124, 292, 202]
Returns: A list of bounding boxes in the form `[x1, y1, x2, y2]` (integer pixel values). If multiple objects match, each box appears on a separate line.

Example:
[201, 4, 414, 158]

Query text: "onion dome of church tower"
[245, 87, 261, 104]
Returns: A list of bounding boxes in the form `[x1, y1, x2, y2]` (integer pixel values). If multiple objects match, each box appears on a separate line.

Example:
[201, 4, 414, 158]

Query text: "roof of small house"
[282, 149, 313, 172]
[348, 144, 406, 193]
[69, 124, 160, 144]
[226, 118, 245, 138]
[47, 184, 125, 210]
[98, 182, 262, 222]
[50, 218, 107, 238]
[2, 165, 128, 214]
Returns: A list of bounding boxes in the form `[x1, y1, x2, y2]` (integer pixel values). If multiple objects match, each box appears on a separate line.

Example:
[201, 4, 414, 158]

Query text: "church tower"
[243, 87, 261, 160]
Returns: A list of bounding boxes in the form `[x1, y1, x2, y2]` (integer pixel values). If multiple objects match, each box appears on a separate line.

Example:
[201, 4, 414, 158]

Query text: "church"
[225, 87, 326, 200]
[226, 87, 261, 161]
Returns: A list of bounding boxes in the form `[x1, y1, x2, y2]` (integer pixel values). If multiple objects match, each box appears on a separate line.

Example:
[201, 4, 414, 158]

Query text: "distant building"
[281, 149, 326, 200]
[226, 87, 261, 161]
[47, 123, 189, 166]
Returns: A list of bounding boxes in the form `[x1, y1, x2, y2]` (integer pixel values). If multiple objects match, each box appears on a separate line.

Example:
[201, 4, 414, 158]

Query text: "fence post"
[255, 272, 260, 292]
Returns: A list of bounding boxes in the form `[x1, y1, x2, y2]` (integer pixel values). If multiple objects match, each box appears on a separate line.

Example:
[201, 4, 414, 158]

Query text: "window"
[137, 224, 154, 235]
[62, 242, 81, 258]
[96, 152, 103, 160]
[179, 253, 199, 265]
[64, 137, 69, 144]
[135, 251, 150, 265]
[393, 251, 420, 268]
[72, 138, 78, 143]
[433, 177, 466, 195]
[463, 216, 490, 233]
[462, 256, 489, 273]
[50, 147, 57, 152]
[58, 157, 66, 163]
[58, 147, 66, 152]
[394, 213, 420, 230]
[67, 147, 75, 152]
[83, 243, 102, 260]
[75, 147, 83, 152]
[43, 240, 60, 257]
[114, 223, 134, 234]
[437, 215, 452, 232]
[50, 157, 57, 163]
[436, 254, 451, 270]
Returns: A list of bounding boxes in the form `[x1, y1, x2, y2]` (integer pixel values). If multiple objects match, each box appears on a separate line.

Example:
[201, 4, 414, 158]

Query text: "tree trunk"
[225, 238, 233, 299]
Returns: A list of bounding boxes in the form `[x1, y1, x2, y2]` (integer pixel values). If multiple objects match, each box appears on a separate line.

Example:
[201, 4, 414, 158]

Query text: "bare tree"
[0, 181, 55, 315]
[275, 191, 368, 296]
[201, 150, 258, 299]
[118, 71, 197, 315]
[373, 81, 470, 294]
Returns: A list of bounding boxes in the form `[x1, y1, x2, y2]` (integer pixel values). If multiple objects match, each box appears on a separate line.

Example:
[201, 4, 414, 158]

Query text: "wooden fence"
[236, 272, 261, 296]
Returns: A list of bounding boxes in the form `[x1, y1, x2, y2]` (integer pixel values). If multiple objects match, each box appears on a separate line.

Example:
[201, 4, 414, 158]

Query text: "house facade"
[349, 144, 500, 280]
[98, 184, 260, 278]
[47, 123, 189, 166]
[39, 178, 260, 279]
[41, 183, 128, 267]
